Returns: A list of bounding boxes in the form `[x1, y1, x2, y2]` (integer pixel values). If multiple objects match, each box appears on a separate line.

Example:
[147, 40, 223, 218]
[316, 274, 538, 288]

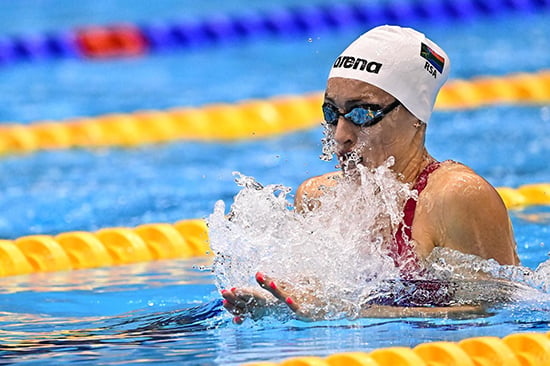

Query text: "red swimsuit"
[368, 161, 458, 307]
[388, 160, 441, 273]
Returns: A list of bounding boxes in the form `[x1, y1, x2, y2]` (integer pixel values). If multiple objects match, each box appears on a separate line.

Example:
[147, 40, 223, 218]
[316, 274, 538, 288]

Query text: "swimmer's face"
[324, 77, 421, 171]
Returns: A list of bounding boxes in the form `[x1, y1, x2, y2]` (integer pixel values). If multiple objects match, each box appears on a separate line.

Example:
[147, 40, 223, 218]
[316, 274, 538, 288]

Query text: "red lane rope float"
[76, 25, 149, 58]
[0, 70, 549, 156]
[1, 0, 550, 65]
[0, 183, 547, 278]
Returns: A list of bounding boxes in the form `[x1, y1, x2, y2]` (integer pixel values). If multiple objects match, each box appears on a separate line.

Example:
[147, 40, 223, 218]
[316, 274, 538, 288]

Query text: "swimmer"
[221, 25, 519, 322]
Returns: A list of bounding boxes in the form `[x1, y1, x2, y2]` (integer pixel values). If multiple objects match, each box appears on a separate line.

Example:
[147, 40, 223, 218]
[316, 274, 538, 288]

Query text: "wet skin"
[222, 78, 519, 322]
[222, 272, 488, 323]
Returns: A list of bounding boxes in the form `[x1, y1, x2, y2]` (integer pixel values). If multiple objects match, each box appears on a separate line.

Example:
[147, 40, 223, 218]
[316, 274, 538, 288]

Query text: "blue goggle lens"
[322, 101, 400, 127]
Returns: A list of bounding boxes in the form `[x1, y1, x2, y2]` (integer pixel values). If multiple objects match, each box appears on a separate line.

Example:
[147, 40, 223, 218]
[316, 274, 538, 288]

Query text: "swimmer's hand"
[221, 286, 271, 324]
[221, 272, 326, 323]
[254, 272, 328, 322]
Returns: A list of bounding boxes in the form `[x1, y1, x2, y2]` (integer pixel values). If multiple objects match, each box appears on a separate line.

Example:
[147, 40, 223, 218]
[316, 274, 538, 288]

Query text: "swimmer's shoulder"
[419, 160, 518, 265]
[297, 171, 341, 197]
[295, 171, 342, 212]
[424, 161, 503, 206]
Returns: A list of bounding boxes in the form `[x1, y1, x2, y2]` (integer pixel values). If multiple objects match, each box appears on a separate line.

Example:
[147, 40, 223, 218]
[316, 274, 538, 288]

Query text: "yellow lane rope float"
[242, 332, 550, 366]
[0, 183, 547, 278]
[498, 183, 550, 209]
[0, 69, 549, 155]
[0, 219, 210, 277]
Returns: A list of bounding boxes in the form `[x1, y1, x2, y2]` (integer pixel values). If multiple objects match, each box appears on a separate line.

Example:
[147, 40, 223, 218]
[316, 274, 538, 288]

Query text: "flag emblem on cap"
[420, 43, 445, 73]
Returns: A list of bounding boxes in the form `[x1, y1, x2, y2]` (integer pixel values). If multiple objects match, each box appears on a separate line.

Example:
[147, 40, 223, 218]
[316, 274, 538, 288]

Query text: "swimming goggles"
[322, 100, 401, 127]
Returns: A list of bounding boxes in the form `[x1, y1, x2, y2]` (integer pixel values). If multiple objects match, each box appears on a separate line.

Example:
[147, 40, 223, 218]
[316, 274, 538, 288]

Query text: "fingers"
[255, 272, 318, 321]
[221, 288, 248, 324]
[221, 272, 304, 324]
[221, 287, 268, 323]
[255, 272, 300, 313]
[221, 288, 245, 314]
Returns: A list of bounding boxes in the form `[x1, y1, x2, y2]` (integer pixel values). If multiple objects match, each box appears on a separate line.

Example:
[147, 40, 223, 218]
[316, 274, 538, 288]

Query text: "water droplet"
[208, 164, 412, 319]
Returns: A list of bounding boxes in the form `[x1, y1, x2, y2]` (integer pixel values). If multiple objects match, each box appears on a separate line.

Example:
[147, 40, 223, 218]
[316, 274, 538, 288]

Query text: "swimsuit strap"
[404, 160, 442, 230]
[391, 160, 443, 274]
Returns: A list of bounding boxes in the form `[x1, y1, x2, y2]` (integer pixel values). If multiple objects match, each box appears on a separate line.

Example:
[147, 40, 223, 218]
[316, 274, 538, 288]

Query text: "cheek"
[356, 127, 390, 151]
[355, 130, 384, 165]
[356, 127, 404, 164]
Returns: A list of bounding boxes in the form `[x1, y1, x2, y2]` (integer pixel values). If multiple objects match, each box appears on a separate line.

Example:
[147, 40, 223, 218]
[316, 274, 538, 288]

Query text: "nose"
[333, 116, 357, 154]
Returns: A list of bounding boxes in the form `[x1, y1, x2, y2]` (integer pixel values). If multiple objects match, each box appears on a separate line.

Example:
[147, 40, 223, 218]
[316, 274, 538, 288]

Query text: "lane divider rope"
[0, 219, 210, 277]
[0, 183, 547, 278]
[1, 0, 549, 65]
[0, 69, 549, 156]
[242, 332, 550, 366]
[0, 93, 322, 154]
[497, 183, 550, 209]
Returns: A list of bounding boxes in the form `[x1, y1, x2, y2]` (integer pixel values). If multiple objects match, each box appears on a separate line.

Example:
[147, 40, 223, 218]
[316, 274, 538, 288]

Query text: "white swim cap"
[328, 25, 450, 123]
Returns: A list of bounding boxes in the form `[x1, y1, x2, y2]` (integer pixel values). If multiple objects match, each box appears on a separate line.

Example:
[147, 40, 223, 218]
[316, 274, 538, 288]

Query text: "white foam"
[209, 160, 417, 318]
[208, 160, 550, 319]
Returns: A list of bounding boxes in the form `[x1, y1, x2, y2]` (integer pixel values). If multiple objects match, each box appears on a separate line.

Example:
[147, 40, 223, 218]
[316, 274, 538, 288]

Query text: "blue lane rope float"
[0, 30, 81, 65]
[0, 0, 550, 65]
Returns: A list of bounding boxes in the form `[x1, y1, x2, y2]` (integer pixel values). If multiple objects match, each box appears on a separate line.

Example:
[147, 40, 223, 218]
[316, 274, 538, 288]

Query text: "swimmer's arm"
[434, 173, 519, 265]
[294, 180, 309, 214]
[222, 274, 488, 323]
[294, 172, 341, 213]
[357, 304, 488, 319]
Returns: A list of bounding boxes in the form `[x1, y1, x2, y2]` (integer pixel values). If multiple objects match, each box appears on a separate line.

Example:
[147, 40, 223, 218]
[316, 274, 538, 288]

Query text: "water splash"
[209, 159, 417, 318]
[427, 247, 550, 303]
[208, 160, 550, 320]
[320, 123, 336, 162]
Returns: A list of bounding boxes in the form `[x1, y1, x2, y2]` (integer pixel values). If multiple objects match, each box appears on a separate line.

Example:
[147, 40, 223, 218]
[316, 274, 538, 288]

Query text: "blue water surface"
[0, 6, 549, 123]
[0, 1, 549, 365]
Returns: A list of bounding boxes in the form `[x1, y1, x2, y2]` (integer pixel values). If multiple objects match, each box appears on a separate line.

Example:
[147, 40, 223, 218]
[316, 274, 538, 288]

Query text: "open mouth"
[337, 152, 363, 170]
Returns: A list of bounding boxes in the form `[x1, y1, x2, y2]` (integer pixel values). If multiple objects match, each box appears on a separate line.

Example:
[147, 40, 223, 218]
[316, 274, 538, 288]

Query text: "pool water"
[0, 1, 549, 365]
